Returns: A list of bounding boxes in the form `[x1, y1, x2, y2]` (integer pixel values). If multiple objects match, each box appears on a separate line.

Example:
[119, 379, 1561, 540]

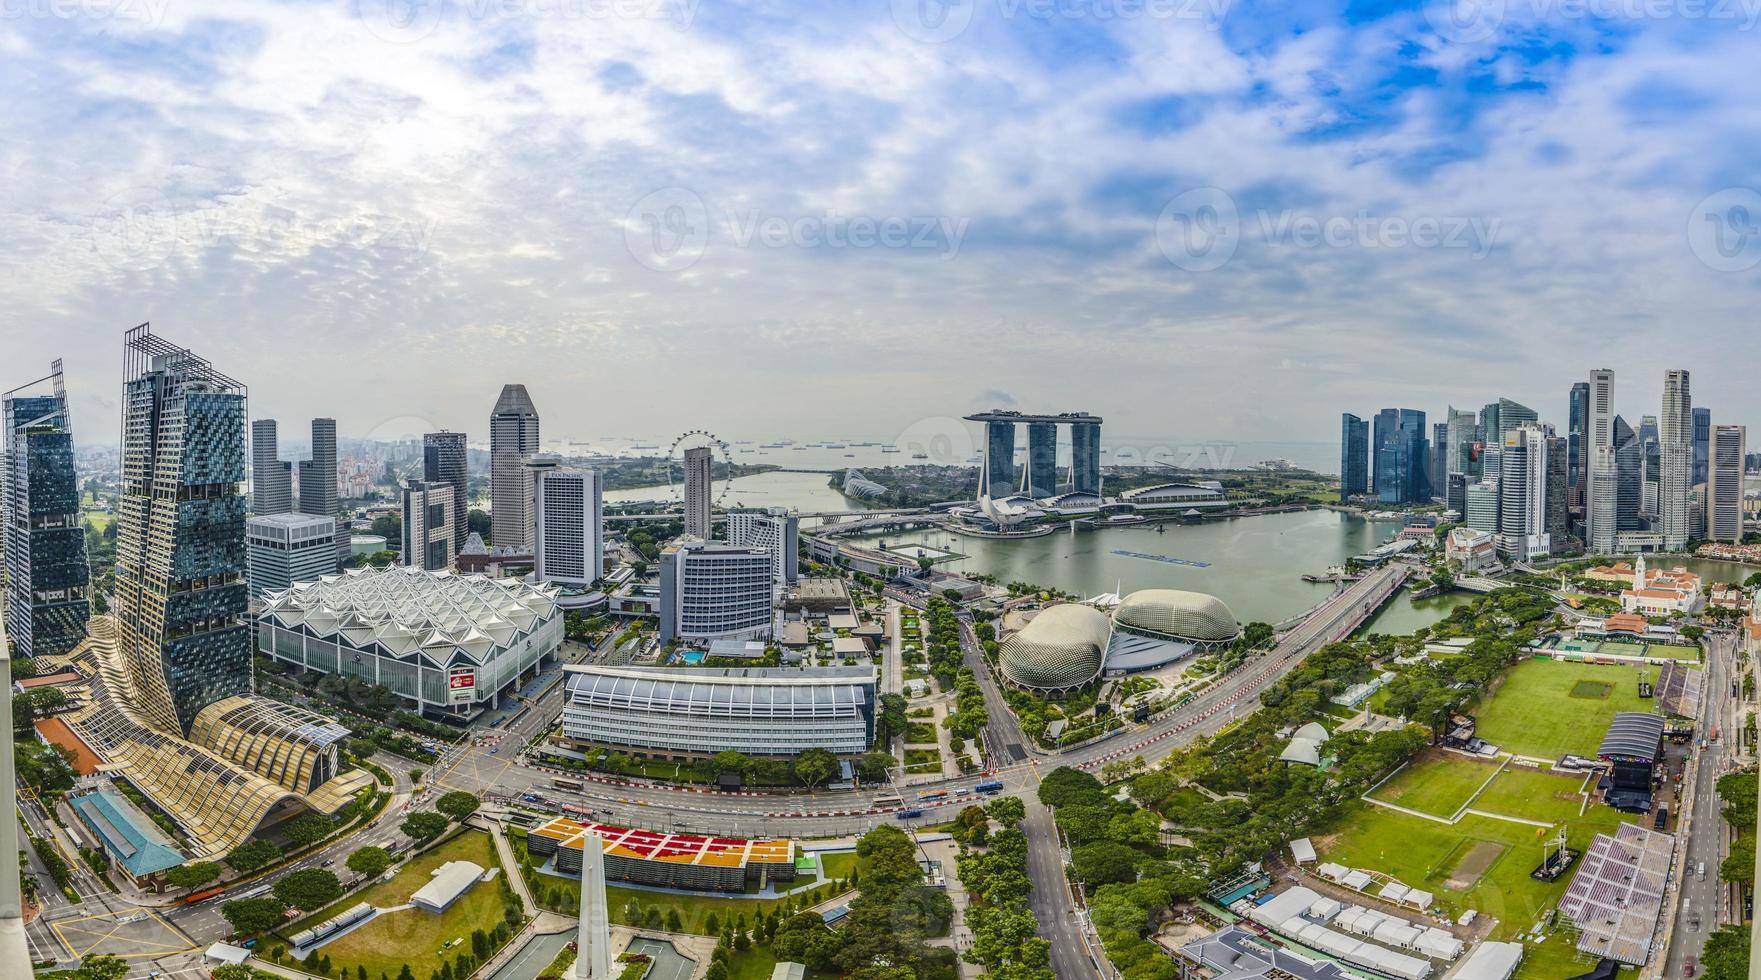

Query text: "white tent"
[1317, 862, 1349, 882]
[204, 943, 252, 966]
[1290, 837, 1318, 864]
[1417, 929, 1464, 960]
[1341, 870, 1373, 891]
[1336, 907, 1365, 932]
[1378, 880, 1411, 903]
[1374, 919, 1423, 948]
[1346, 910, 1385, 936]
[1307, 897, 1343, 921]
[1455, 942, 1524, 980]
[1403, 888, 1435, 909]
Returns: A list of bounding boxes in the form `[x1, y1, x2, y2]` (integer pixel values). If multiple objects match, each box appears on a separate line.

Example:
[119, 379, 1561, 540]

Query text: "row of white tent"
[1247, 886, 1466, 980]
[1315, 862, 1435, 910]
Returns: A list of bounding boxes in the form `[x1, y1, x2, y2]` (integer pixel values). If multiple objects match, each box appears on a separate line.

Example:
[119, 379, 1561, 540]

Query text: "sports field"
[1470, 766, 1596, 824]
[1473, 658, 1663, 758]
[1366, 751, 1501, 818]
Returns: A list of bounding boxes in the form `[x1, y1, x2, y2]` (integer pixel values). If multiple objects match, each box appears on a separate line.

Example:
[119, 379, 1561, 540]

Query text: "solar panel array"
[1557, 823, 1674, 966]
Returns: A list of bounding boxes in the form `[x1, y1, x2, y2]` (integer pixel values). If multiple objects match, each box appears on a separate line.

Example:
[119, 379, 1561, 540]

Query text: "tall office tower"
[297, 418, 345, 570]
[114, 326, 252, 736]
[1585, 369, 1615, 548]
[1465, 480, 1499, 533]
[1496, 426, 1550, 561]
[1494, 399, 1536, 439]
[1446, 472, 1468, 519]
[1567, 381, 1589, 496]
[250, 419, 293, 515]
[726, 507, 800, 586]
[1339, 414, 1369, 498]
[400, 479, 456, 571]
[1543, 435, 1569, 553]
[1612, 416, 1644, 532]
[1637, 416, 1660, 517]
[1479, 401, 1500, 446]
[3, 362, 90, 660]
[1069, 418, 1102, 496]
[423, 431, 469, 556]
[530, 455, 604, 586]
[983, 420, 1016, 499]
[490, 384, 540, 551]
[682, 445, 714, 540]
[1025, 421, 1057, 498]
[1373, 409, 1427, 504]
[1446, 407, 1477, 476]
[1692, 407, 1711, 487]
[1429, 423, 1449, 501]
[1658, 369, 1692, 550]
[1708, 425, 1747, 543]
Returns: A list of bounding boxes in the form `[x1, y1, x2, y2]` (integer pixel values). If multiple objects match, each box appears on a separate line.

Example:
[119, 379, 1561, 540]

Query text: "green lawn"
[1470, 766, 1600, 825]
[1473, 659, 1664, 758]
[904, 722, 939, 745]
[1367, 751, 1501, 818]
[300, 831, 517, 980]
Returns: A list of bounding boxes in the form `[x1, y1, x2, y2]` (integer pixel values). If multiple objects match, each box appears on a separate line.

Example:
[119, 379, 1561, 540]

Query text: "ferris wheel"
[666, 429, 734, 506]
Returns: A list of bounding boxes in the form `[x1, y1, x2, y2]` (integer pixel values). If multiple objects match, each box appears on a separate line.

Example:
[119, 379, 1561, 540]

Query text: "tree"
[73, 954, 128, 980]
[1719, 834, 1754, 885]
[985, 795, 1025, 827]
[221, 896, 288, 935]
[226, 838, 282, 873]
[793, 748, 838, 788]
[1070, 841, 1143, 888]
[1702, 923, 1751, 980]
[665, 908, 683, 931]
[468, 509, 492, 539]
[282, 813, 336, 849]
[273, 868, 343, 910]
[212, 966, 255, 980]
[400, 810, 449, 844]
[436, 791, 480, 821]
[165, 861, 222, 890]
[346, 845, 392, 880]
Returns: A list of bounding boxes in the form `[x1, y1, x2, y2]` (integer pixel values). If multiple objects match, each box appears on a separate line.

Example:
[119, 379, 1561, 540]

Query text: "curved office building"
[558, 665, 876, 759]
[1113, 589, 1241, 647]
[998, 603, 1111, 692]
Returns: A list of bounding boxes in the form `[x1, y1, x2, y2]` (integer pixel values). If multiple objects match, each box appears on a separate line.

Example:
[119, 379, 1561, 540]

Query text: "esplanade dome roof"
[1114, 589, 1240, 643]
[998, 603, 1111, 691]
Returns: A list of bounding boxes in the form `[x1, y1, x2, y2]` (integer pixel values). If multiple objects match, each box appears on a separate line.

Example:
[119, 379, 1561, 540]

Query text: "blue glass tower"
[1339, 413, 1368, 497]
[1567, 381, 1588, 492]
[3, 362, 90, 661]
[1025, 421, 1057, 498]
[984, 420, 1016, 496]
[1373, 408, 1427, 504]
[114, 326, 253, 736]
[1069, 420, 1101, 496]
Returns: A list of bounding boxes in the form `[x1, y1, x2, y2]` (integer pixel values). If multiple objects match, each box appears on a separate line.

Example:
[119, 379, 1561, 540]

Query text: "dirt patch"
[1445, 840, 1505, 890]
[1569, 679, 1614, 699]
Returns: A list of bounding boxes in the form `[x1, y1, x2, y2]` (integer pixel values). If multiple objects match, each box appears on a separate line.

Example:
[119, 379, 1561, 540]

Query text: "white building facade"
[659, 540, 773, 645]
[725, 508, 799, 585]
[530, 456, 604, 586]
[246, 513, 337, 597]
[1495, 425, 1549, 561]
[1708, 424, 1746, 544]
[401, 480, 456, 571]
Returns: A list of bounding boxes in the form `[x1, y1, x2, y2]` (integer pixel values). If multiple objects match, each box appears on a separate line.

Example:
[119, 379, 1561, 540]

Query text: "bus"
[917, 789, 948, 802]
[872, 794, 903, 807]
[181, 885, 227, 905]
[895, 809, 924, 820]
[552, 776, 583, 791]
[975, 780, 1004, 794]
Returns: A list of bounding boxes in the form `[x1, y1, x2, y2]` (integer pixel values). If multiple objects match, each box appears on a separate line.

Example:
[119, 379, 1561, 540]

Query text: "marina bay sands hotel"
[965, 411, 1103, 500]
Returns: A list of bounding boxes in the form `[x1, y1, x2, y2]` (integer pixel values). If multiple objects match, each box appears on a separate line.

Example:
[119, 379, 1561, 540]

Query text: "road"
[1662, 628, 1742, 979]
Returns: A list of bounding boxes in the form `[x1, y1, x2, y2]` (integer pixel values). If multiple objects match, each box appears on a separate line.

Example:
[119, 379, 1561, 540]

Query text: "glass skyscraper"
[1567, 381, 1589, 493]
[1692, 407, 1711, 487]
[1069, 420, 1101, 496]
[984, 420, 1017, 496]
[1025, 421, 1057, 498]
[424, 430, 469, 555]
[1373, 408, 1428, 504]
[3, 361, 90, 660]
[114, 326, 253, 736]
[1339, 413, 1368, 497]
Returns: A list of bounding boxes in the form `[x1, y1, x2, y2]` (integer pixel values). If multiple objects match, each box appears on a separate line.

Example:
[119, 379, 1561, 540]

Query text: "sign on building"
[447, 666, 477, 704]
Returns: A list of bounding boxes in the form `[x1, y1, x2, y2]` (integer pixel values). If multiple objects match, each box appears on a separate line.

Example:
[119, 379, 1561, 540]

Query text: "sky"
[4, 0, 1760, 452]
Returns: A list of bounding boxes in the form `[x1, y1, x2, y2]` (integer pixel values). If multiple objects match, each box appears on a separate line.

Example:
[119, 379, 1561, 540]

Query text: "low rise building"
[257, 565, 561, 718]
[557, 664, 876, 759]
[1444, 527, 1496, 571]
[1619, 556, 1704, 616]
[525, 816, 796, 892]
[68, 787, 186, 890]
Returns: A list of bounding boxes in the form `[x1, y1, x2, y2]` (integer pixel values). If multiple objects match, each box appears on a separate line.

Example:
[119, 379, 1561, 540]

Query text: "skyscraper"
[114, 325, 253, 736]
[682, 445, 713, 540]
[1429, 422, 1448, 502]
[3, 362, 90, 660]
[1025, 421, 1057, 498]
[984, 420, 1016, 499]
[490, 384, 540, 551]
[1567, 381, 1588, 496]
[1494, 399, 1537, 441]
[1339, 414, 1368, 498]
[1658, 369, 1691, 550]
[1586, 369, 1615, 549]
[1446, 407, 1476, 477]
[401, 479, 456, 571]
[250, 419, 293, 515]
[297, 418, 344, 569]
[424, 431, 469, 557]
[1069, 418, 1102, 496]
[1692, 407, 1711, 487]
[530, 455, 604, 586]
[1637, 416, 1660, 517]
[1544, 434, 1569, 553]
[1708, 425, 1746, 544]
[1496, 425, 1549, 561]
[1373, 408, 1427, 504]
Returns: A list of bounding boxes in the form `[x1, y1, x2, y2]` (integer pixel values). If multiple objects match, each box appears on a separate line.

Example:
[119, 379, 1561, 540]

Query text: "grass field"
[1470, 766, 1598, 824]
[1367, 751, 1501, 818]
[1473, 659, 1662, 758]
[310, 831, 515, 980]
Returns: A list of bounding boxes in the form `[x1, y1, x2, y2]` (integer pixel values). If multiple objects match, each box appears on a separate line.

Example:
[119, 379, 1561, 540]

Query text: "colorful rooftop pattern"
[532, 816, 794, 870]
